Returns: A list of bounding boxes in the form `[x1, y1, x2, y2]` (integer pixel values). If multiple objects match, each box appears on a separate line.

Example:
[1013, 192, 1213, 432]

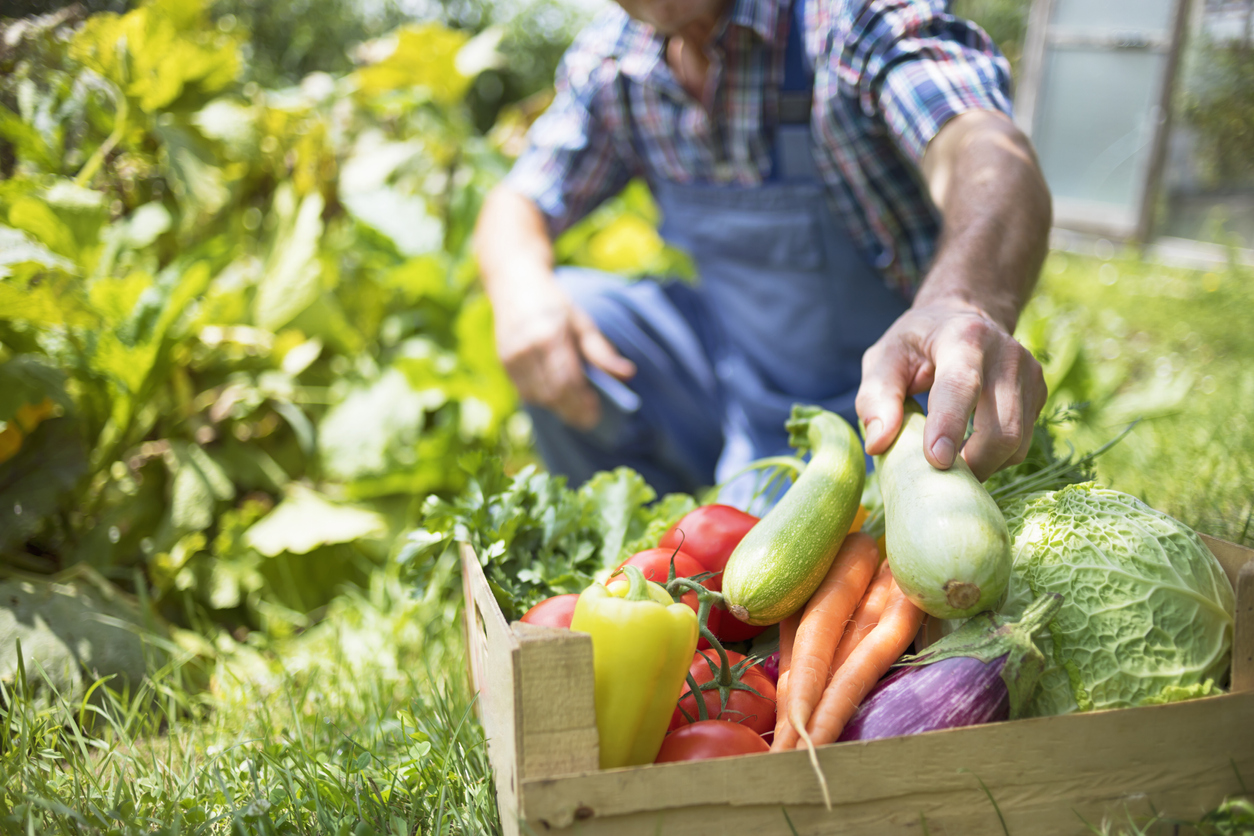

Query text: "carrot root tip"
[791, 713, 832, 812]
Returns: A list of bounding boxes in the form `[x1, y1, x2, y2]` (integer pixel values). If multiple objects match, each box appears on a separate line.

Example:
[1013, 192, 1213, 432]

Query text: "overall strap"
[779, 0, 813, 123]
[772, 0, 820, 181]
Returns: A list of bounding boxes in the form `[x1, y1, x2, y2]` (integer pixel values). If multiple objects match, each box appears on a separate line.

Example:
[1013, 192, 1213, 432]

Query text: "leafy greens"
[1000, 483, 1236, 716]
[399, 455, 695, 620]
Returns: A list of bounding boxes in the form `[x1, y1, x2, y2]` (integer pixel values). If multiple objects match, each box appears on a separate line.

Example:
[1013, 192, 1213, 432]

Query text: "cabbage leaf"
[1001, 483, 1235, 716]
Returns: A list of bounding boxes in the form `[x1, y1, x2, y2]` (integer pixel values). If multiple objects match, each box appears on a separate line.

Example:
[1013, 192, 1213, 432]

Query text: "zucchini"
[875, 400, 1010, 619]
[722, 405, 865, 626]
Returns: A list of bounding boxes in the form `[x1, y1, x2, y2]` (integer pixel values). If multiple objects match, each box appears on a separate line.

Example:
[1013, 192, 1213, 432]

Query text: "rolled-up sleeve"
[834, 0, 1013, 164]
[504, 13, 636, 237]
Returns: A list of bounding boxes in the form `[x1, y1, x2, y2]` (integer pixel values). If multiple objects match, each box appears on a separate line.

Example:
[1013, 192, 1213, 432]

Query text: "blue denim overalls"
[528, 0, 910, 502]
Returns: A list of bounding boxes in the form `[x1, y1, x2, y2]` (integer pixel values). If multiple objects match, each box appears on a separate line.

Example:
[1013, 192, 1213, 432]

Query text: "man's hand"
[475, 185, 635, 431]
[857, 300, 1046, 481]
[857, 110, 1052, 480]
[492, 273, 635, 431]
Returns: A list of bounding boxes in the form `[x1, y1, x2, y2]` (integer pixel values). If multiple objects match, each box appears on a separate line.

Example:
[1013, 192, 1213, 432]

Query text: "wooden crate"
[461, 535, 1254, 836]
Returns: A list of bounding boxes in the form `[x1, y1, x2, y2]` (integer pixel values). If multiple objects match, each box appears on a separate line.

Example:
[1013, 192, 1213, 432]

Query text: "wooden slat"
[521, 692, 1254, 832]
[461, 545, 523, 836]
[527, 765, 1245, 836]
[1200, 533, 1252, 587]
[1234, 561, 1254, 693]
[513, 622, 599, 779]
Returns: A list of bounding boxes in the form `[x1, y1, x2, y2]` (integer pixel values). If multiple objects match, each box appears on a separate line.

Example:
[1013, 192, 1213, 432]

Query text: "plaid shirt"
[505, 0, 1013, 293]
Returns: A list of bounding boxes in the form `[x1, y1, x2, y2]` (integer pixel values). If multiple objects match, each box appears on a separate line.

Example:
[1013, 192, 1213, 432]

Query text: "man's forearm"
[858, 110, 1050, 479]
[474, 185, 556, 300]
[917, 111, 1052, 330]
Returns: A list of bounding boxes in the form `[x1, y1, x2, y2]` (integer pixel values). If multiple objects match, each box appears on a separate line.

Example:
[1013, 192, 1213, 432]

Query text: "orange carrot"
[801, 585, 925, 746]
[829, 559, 895, 674]
[773, 612, 800, 743]
[771, 532, 878, 753]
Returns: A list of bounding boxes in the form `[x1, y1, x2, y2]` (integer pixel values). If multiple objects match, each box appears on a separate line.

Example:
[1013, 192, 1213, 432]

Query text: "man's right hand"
[492, 275, 636, 431]
[476, 185, 635, 430]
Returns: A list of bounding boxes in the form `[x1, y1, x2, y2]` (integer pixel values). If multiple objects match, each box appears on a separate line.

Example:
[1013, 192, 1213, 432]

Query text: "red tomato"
[519, 594, 579, 629]
[615, 548, 721, 644]
[655, 720, 769, 763]
[669, 649, 776, 736]
[716, 609, 769, 643]
[659, 505, 759, 575]
[659, 505, 765, 643]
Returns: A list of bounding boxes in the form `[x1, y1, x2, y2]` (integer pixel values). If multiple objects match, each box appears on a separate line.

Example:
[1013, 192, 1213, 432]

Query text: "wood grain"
[513, 622, 598, 779]
[520, 692, 1254, 830]
[461, 544, 523, 836]
[1233, 561, 1254, 692]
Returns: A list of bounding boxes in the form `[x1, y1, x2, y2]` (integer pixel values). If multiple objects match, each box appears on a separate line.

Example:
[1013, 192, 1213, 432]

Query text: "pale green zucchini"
[721, 405, 865, 626]
[876, 400, 1011, 619]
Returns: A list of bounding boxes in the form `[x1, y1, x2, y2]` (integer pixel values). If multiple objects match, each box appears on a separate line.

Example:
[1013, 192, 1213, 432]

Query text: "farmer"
[474, 0, 1051, 498]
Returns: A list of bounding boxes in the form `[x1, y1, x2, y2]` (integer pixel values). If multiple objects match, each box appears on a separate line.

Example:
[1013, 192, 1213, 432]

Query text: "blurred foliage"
[1018, 250, 1254, 547]
[952, 0, 1030, 77]
[2, 0, 589, 133]
[0, 0, 527, 635]
[1181, 39, 1254, 187]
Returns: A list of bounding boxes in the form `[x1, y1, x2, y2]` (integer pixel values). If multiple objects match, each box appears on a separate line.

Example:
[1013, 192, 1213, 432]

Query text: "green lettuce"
[1000, 483, 1235, 716]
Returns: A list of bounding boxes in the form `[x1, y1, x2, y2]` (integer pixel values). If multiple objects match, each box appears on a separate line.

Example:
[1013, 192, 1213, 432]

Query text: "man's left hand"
[856, 298, 1046, 481]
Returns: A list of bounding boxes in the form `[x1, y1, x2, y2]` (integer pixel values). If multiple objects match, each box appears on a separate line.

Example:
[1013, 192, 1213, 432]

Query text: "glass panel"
[1051, 0, 1175, 33]
[1032, 48, 1165, 214]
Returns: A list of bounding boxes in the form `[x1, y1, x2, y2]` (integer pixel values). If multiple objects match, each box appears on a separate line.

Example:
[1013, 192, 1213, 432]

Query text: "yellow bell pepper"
[571, 565, 699, 769]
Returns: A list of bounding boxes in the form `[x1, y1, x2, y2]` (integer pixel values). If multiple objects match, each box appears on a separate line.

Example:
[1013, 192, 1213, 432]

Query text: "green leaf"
[0, 418, 87, 553]
[255, 186, 324, 332]
[69, 2, 239, 114]
[381, 256, 452, 305]
[8, 196, 79, 263]
[244, 484, 387, 557]
[192, 98, 257, 157]
[579, 467, 657, 567]
[451, 294, 516, 437]
[118, 202, 172, 249]
[317, 368, 446, 484]
[0, 356, 70, 423]
[0, 566, 164, 702]
[154, 121, 231, 226]
[88, 270, 154, 328]
[168, 441, 235, 533]
[0, 225, 75, 278]
[0, 270, 97, 328]
[342, 187, 443, 257]
[354, 24, 471, 105]
[90, 262, 213, 397]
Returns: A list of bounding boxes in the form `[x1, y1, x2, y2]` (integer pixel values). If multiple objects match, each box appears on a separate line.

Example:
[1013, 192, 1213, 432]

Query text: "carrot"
[771, 532, 878, 754]
[801, 584, 925, 746]
[772, 612, 800, 744]
[829, 559, 895, 674]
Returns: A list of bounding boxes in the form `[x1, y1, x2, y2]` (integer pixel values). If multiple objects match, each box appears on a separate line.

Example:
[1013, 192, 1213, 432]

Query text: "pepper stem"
[621, 565, 652, 602]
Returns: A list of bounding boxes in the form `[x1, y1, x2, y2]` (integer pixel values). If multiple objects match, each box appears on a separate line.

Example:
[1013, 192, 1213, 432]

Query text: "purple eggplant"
[838, 593, 1063, 742]
[761, 650, 781, 685]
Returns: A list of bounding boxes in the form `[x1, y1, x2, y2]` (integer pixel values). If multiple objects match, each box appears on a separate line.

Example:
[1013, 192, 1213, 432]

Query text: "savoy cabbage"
[1000, 483, 1236, 716]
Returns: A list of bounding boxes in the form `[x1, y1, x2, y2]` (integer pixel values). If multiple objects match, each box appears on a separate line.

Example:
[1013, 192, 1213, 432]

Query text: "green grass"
[3, 249, 1253, 835]
[1021, 249, 1254, 547]
[0, 569, 499, 835]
